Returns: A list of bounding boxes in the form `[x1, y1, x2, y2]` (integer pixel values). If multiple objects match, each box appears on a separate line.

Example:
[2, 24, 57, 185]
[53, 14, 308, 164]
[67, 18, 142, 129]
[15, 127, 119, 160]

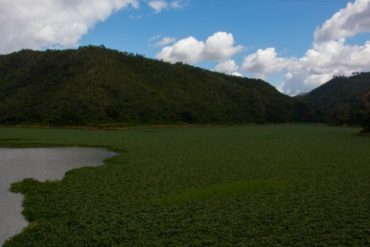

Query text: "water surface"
[0, 147, 116, 245]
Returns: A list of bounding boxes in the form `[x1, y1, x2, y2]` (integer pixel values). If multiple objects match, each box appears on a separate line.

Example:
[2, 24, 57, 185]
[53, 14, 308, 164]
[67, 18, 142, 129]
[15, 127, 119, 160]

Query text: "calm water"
[0, 147, 116, 245]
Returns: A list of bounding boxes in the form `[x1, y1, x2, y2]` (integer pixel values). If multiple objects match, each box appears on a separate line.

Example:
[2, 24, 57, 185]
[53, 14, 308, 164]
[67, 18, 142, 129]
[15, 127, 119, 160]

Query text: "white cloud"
[156, 32, 243, 64]
[240, 0, 370, 95]
[314, 0, 370, 43]
[281, 0, 370, 94]
[214, 59, 239, 75]
[147, 0, 187, 13]
[245, 39, 370, 95]
[241, 48, 288, 78]
[0, 0, 188, 54]
[232, 72, 243, 77]
[150, 35, 177, 47]
[203, 32, 244, 61]
[154, 0, 370, 94]
[157, 36, 204, 63]
[157, 37, 177, 46]
[280, 40, 370, 95]
[148, 0, 168, 13]
[0, 0, 139, 54]
[169, 0, 188, 9]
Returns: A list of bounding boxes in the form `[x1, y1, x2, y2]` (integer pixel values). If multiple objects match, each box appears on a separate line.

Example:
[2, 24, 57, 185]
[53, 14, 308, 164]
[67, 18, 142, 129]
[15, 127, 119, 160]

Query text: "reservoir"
[0, 147, 116, 245]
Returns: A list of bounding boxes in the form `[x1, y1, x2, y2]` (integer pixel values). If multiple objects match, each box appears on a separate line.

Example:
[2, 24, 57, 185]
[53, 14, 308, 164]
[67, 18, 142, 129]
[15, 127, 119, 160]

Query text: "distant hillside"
[0, 46, 315, 125]
[300, 73, 370, 124]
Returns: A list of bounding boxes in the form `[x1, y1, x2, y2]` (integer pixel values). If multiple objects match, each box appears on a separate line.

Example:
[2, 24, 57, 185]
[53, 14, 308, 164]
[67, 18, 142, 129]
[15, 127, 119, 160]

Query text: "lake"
[0, 147, 116, 245]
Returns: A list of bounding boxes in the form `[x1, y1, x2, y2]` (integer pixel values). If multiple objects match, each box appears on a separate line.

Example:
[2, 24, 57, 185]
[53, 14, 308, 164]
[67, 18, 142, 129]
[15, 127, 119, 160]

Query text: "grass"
[1, 125, 370, 246]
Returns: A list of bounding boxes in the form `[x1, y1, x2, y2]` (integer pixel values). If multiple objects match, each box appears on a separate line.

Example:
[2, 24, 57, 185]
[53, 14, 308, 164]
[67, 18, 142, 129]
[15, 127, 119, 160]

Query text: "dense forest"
[0, 46, 315, 125]
[363, 110, 370, 132]
[299, 73, 370, 125]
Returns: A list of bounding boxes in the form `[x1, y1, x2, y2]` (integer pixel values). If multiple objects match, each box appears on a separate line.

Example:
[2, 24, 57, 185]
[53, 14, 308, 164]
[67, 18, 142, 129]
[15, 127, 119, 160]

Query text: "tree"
[363, 110, 370, 133]
[363, 90, 370, 132]
[334, 103, 352, 124]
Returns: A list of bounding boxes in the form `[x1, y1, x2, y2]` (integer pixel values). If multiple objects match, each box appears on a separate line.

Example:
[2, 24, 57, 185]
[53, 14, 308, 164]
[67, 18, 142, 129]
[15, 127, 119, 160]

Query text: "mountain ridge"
[0, 46, 315, 125]
[300, 73, 370, 125]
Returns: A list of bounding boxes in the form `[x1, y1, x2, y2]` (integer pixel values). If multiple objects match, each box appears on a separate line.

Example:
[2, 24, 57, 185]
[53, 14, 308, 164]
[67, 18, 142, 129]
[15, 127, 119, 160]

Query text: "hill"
[300, 73, 370, 124]
[0, 46, 315, 125]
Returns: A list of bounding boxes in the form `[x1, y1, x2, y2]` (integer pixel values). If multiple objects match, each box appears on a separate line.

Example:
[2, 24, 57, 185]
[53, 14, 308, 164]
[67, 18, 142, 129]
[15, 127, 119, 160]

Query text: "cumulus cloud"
[232, 72, 243, 77]
[247, 39, 370, 94]
[240, 0, 370, 95]
[203, 32, 244, 61]
[156, 32, 243, 64]
[157, 36, 204, 63]
[0, 0, 139, 54]
[314, 0, 370, 43]
[214, 59, 239, 75]
[280, 40, 370, 95]
[0, 0, 188, 54]
[281, 0, 370, 94]
[241, 48, 288, 78]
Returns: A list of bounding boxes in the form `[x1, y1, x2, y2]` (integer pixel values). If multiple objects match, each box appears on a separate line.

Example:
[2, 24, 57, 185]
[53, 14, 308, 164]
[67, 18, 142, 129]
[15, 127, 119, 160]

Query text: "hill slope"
[0, 46, 314, 125]
[300, 73, 370, 124]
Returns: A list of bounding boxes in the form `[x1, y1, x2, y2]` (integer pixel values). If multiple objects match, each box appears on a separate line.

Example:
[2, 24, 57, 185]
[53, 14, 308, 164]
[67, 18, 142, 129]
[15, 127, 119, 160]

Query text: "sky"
[1, 0, 370, 95]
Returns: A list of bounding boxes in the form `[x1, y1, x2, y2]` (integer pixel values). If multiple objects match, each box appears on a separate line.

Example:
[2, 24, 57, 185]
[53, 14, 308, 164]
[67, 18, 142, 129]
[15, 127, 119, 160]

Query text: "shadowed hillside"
[300, 73, 370, 125]
[0, 46, 315, 125]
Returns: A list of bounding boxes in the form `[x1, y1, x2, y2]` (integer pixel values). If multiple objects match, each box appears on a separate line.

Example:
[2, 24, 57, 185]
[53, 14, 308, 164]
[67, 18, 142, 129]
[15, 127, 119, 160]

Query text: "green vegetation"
[0, 46, 315, 125]
[163, 180, 289, 205]
[364, 88, 370, 132]
[300, 72, 370, 124]
[1, 125, 370, 246]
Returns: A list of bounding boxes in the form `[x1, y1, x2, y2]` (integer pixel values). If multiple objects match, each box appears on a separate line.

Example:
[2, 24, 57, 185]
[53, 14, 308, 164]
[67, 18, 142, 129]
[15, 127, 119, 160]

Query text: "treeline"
[0, 46, 316, 126]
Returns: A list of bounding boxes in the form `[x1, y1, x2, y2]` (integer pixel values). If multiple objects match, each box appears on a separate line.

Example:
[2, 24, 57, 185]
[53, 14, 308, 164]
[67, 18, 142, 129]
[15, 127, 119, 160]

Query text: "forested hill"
[300, 73, 370, 124]
[0, 46, 315, 125]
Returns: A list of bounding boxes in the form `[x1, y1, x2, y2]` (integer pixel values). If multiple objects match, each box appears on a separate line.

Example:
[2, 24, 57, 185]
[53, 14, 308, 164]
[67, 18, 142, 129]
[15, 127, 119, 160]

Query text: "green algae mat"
[1, 125, 369, 246]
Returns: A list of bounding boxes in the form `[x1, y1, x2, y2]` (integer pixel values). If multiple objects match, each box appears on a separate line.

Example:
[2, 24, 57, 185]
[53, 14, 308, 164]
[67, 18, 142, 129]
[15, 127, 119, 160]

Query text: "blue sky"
[2, 0, 370, 94]
[82, 0, 350, 58]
